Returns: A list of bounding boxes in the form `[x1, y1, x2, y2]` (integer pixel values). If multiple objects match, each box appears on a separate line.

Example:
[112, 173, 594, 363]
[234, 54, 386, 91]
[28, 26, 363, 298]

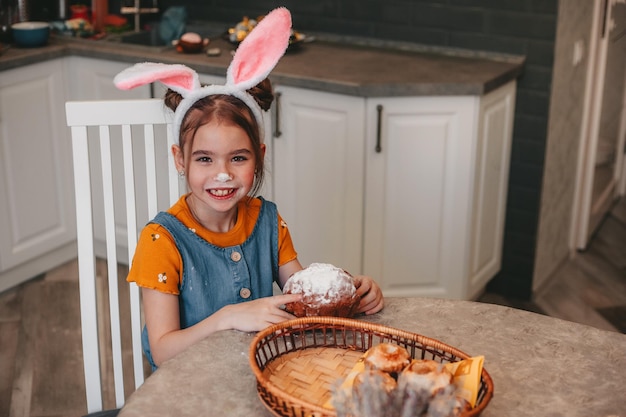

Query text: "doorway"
[574, 0, 626, 250]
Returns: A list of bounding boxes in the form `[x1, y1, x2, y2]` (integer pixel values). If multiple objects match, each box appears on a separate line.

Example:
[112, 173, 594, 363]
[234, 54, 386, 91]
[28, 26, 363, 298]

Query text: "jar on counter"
[70, 3, 89, 19]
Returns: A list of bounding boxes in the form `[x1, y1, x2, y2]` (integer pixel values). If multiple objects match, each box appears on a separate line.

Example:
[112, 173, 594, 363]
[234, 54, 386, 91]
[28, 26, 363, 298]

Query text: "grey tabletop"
[118, 297, 626, 417]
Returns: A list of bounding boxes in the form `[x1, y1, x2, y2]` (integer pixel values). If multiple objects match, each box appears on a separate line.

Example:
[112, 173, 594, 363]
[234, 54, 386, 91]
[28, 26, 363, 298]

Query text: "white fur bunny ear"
[226, 7, 292, 91]
[113, 62, 201, 96]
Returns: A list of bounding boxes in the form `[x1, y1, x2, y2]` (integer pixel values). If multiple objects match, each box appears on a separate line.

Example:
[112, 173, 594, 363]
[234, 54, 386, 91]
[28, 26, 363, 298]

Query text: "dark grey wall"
[105, 0, 557, 299]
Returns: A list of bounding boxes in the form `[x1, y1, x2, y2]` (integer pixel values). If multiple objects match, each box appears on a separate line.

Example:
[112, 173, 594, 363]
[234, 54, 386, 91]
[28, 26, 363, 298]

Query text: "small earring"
[178, 170, 185, 178]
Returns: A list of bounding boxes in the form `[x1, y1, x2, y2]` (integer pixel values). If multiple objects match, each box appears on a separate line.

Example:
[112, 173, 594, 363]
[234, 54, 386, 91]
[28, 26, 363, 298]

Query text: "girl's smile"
[209, 188, 236, 198]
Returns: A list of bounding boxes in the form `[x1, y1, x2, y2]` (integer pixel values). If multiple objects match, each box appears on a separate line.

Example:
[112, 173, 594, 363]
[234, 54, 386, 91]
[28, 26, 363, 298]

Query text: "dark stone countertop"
[0, 34, 524, 97]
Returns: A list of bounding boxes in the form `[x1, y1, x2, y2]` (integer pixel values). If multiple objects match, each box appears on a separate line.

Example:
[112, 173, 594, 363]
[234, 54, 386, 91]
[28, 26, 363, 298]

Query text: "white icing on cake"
[284, 263, 356, 305]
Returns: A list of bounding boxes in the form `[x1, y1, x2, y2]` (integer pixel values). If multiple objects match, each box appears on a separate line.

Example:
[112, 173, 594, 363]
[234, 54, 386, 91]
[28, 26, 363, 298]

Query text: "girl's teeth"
[210, 189, 234, 197]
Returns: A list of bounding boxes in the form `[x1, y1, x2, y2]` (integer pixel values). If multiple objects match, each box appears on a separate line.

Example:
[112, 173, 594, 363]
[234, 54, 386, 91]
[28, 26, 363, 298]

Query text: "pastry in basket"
[332, 343, 476, 417]
[401, 359, 454, 396]
[363, 342, 411, 376]
[353, 369, 397, 393]
[283, 263, 360, 317]
[394, 359, 457, 416]
[350, 369, 397, 416]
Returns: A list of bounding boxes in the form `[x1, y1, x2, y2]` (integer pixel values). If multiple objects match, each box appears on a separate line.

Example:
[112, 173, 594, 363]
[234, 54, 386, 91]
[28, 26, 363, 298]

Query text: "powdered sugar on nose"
[215, 173, 233, 182]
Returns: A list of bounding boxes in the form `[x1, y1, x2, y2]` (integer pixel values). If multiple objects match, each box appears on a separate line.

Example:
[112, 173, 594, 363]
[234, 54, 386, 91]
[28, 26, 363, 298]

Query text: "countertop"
[118, 297, 626, 417]
[0, 34, 524, 97]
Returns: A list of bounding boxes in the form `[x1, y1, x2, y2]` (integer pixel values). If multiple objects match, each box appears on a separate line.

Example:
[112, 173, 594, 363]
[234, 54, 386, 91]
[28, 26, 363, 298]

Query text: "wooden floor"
[479, 197, 626, 333]
[1, 199, 625, 417]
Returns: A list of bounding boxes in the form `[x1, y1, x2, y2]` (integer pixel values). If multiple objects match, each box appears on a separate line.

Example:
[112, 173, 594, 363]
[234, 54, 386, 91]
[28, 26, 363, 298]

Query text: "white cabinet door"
[0, 59, 75, 274]
[363, 96, 476, 299]
[272, 86, 365, 273]
[467, 82, 516, 298]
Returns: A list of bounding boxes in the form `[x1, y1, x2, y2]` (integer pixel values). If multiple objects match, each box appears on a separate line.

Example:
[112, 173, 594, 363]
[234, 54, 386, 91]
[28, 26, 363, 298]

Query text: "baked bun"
[400, 359, 454, 396]
[351, 369, 397, 415]
[283, 263, 359, 317]
[353, 369, 397, 394]
[364, 343, 411, 374]
[333, 347, 470, 417]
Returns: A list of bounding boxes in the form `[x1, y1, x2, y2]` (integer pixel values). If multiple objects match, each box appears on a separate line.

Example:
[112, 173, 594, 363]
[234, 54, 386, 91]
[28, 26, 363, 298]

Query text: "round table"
[118, 297, 626, 417]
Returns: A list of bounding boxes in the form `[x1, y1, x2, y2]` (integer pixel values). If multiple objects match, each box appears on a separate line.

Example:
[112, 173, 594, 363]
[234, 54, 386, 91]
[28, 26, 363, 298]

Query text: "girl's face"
[174, 120, 264, 230]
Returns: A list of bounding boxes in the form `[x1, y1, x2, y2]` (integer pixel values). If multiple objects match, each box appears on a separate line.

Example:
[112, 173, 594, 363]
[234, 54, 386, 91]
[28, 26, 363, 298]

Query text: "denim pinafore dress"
[141, 197, 279, 369]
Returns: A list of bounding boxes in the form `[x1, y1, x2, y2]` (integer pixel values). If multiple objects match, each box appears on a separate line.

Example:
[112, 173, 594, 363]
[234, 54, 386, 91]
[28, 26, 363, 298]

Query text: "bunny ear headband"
[113, 7, 292, 144]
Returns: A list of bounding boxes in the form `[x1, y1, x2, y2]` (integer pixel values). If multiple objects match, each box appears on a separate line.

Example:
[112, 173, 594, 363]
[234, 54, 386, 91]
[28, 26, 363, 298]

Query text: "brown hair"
[165, 78, 274, 197]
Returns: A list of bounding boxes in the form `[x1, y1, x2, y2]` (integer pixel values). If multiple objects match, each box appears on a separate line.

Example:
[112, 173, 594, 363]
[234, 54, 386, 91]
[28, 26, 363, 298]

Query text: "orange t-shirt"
[127, 195, 298, 295]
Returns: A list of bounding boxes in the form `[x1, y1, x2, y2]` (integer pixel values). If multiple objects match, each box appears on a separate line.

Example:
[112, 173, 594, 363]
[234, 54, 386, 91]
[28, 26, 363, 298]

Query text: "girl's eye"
[196, 156, 212, 163]
[232, 155, 248, 162]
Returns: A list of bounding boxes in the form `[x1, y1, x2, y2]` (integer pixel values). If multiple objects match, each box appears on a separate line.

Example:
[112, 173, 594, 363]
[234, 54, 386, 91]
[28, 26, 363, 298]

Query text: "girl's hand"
[142, 290, 302, 367]
[353, 275, 384, 315]
[221, 293, 302, 332]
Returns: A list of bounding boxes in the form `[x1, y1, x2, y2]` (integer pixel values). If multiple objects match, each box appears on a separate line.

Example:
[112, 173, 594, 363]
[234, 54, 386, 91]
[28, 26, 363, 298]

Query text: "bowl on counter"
[173, 32, 209, 53]
[11, 21, 50, 47]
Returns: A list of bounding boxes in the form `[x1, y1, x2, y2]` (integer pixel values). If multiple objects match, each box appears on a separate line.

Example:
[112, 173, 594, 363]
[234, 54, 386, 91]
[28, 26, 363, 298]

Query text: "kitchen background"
[24, 0, 623, 302]
[2, 0, 625, 415]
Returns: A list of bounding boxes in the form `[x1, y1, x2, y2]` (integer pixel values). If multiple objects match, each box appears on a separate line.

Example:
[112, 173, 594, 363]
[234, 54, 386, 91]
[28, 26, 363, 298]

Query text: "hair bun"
[164, 89, 184, 111]
[247, 78, 274, 111]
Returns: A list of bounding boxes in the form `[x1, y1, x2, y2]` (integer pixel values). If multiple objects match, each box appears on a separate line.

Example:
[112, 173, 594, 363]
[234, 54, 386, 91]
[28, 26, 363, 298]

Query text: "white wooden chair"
[65, 99, 181, 413]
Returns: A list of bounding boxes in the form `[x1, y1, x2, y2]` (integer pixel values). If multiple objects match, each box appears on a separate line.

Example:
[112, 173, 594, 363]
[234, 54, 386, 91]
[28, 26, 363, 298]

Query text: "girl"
[114, 8, 384, 369]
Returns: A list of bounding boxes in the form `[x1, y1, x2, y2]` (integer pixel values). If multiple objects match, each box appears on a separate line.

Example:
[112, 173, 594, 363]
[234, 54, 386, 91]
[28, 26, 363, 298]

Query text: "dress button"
[231, 251, 242, 262]
[240, 287, 251, 299]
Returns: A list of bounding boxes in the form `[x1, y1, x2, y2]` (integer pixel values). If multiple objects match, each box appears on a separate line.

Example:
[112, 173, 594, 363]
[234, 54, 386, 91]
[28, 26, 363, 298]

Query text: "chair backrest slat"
[144, 124, 159, 218]
[120, 123, 146, 394]
[70, 124, 103, 411]
[98, 126, 126, 407]
[66, 99, 177, 413]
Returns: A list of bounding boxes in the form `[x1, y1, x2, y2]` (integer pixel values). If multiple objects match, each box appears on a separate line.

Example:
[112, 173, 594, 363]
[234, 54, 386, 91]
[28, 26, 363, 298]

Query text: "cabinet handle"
[274, 92, 282, 138]
[376, 104, 383, 153]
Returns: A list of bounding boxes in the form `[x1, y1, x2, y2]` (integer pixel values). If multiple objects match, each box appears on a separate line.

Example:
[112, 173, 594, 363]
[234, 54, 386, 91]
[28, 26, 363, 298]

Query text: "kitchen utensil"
[11, 21, 49, 47]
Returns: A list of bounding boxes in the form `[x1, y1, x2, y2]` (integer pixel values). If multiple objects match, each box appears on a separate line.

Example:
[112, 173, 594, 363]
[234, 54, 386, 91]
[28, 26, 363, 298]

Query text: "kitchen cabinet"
[273, 82, 516, 299]
[0, 58, 76, 292]
[272, 86, 365, 273]
[364, 82, 516, 299]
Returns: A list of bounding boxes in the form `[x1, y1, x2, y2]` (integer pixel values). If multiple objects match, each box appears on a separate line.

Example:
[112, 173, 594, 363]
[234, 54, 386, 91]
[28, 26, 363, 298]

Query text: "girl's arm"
[277, 258, 303, 289]
[142, 286, 302, 367]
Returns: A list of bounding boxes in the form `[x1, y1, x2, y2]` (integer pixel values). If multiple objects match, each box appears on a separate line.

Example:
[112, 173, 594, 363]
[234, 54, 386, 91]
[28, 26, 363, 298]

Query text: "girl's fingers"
[273, 293, 302, 305]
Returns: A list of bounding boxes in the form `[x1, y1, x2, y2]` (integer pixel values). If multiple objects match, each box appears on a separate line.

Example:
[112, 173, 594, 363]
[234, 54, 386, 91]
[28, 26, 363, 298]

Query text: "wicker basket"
[249, 317, 493, 417]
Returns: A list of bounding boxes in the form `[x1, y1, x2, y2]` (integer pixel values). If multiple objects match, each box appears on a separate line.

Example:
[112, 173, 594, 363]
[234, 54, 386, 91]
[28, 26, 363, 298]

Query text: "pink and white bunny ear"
[113, 62, 201, 97]
[226, 7, 292, 91]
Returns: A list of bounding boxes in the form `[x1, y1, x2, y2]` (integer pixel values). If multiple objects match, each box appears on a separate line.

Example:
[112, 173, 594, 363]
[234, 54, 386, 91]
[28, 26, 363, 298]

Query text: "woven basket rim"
[249, 316, 494, 417]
